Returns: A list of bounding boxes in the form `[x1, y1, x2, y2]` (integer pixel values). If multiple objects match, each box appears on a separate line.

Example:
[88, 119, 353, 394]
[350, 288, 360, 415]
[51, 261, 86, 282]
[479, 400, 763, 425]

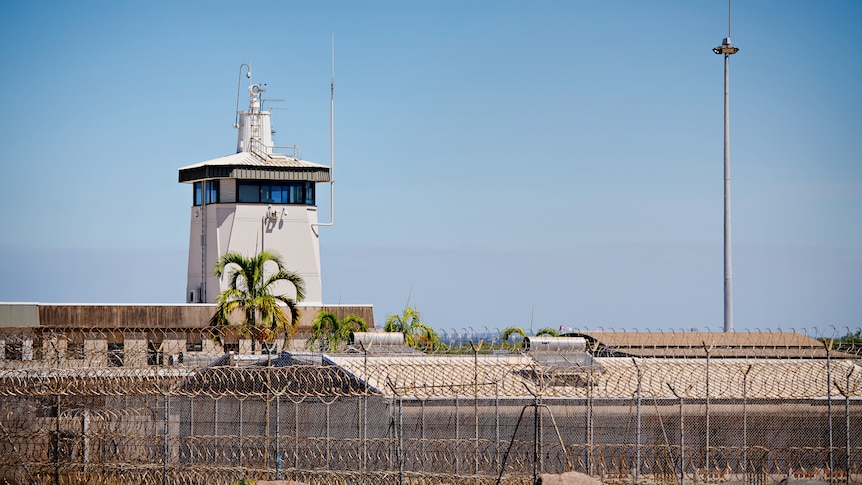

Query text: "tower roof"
[178, 151, 330, 183]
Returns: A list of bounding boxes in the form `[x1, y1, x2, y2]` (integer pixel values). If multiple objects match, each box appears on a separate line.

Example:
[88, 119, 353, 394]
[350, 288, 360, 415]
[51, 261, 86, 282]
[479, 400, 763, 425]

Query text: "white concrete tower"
[178, 69, 330, 304]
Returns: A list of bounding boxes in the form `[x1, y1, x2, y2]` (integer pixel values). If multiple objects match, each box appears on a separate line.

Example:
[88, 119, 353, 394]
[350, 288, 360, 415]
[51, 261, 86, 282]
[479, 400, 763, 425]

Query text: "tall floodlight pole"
[713, 1, 739, 332]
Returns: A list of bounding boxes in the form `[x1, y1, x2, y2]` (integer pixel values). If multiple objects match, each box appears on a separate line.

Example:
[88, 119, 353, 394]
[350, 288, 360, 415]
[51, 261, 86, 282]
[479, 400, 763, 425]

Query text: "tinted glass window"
[305, 182, 315, 205]
[238, 182, 260, 203]
[262, 184, 286, 203]
[237, 181, 315, 205]
[205, 180, 219, 204]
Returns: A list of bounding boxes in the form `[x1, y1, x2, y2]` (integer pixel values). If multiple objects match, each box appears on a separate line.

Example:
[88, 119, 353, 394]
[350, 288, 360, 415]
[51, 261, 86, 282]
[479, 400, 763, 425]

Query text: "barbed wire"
[1, 326, 860, 484]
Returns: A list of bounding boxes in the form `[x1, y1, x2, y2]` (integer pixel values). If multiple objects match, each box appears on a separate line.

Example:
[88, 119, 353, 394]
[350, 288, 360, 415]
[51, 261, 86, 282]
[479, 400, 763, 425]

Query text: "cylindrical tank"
[523, 336, 587, 352]
[349, 332, 405, 348]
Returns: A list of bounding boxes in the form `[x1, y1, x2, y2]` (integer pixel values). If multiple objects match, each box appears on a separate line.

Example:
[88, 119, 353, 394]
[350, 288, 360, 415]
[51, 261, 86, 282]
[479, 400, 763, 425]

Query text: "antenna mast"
[234, 63, 252, 129]
[313, 34, 336, 228]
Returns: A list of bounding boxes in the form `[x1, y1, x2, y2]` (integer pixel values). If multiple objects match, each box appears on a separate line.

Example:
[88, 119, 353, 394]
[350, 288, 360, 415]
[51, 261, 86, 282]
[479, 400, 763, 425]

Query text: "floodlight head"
[713, 38, 740, 55]
[246, 71, 252, 79]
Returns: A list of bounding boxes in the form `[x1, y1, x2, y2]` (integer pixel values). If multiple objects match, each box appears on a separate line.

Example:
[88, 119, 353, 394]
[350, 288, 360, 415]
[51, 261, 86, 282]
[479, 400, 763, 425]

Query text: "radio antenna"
[313, 34, 336, 228]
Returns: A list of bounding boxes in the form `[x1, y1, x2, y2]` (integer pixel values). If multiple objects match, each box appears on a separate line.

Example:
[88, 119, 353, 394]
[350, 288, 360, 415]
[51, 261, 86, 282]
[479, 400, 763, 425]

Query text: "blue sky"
[0, 1, 859, 334]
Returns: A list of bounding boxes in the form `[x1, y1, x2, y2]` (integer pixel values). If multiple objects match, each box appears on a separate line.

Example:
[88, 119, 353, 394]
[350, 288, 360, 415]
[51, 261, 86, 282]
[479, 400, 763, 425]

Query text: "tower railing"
[250, 137, 299, 160]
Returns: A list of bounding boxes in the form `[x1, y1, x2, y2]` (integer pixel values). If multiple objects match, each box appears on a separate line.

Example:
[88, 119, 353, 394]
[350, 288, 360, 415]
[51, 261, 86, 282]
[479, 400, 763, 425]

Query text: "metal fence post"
[588, 363, 595, 476]
[420, 398, 426, 467]
[826, 341, 834, 485]
[294, 400, 299, 469]
[634, 359, 642, 485]
[473, 339, 482, 476]
[325, 399, 331, 469]
[834, 367, 856, 485]
[743, 364, 752, 485]
[668, 383, 686, 485]
[163, 392, 169, 485]
[55, 393, 61, 485]
[276, 394, 281, 480]
[399, 396, 404, 485]
[455, 394, 460, 475]
[534, 393, 541, 485]
[495, 382, 500, 471]
[704, 342, 712, 485]
[845, 371, 854, 485]
[363, 344, 368, 472]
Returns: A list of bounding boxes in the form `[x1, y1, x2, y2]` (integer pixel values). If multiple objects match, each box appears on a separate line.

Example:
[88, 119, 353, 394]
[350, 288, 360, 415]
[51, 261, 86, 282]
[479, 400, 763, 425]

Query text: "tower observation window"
[193, 180, 220, 206]
[237, 180, 315, 205]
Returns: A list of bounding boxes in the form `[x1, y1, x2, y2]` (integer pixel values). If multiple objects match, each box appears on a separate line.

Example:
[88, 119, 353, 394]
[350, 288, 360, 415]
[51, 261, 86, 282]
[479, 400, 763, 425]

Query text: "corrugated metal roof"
[178, 151, 331, 183]
[596, 357, 862, 400]
[179, 151, 329, 170]
[568, 331, 824, 353]
[325, 353, 862, 400]
[327, 354, 536, 398]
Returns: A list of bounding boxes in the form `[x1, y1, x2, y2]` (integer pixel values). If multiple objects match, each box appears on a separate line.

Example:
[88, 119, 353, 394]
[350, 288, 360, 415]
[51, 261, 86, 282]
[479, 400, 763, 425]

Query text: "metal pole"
[265, 365, 271, 474]
[669, 384, 686, 485]
[276, 395, 281, 480]
[496, 382, 500, 470]
[743, 375, 747, 484]
[835, 373, 853, 485]
[713, 2, 739, 333]
[326, 402, 331, 469]
[588, 364, 594, 476]
[356, 393, 361, 473]
[189, 397, 194, 442]
[722, 47, 733, 333]
[680, 396, 685, 485]
[844, 372, 851, 485]
[473, 340, 481, 476]
[54, 342, 61, 485]
[294, 401, 299, 469]
[363, 345, 368, 472]
[538, 394, 544, 481]
[827, 342, 834, 485]
[635, 359, 642, 485]
[163, 393, 169, 485]
[456, 396, 460, 474]
[534, 395, 540, 485]
[399, 396, 404, 485]
[55, 394, 61, 485]
[705, 344, 711, 483]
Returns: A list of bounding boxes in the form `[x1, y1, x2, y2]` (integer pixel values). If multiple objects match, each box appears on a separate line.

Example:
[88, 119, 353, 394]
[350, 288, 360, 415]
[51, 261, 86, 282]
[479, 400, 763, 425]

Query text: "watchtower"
[178, 70, 330, 304]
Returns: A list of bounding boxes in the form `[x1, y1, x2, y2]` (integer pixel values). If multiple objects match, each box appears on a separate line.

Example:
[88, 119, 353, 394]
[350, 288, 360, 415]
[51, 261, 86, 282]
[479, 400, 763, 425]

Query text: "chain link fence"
[0, 327, 860, 484]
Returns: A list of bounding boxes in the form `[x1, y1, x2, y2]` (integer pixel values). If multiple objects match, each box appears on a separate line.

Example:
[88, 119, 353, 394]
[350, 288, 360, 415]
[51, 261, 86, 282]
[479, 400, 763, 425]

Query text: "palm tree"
[384, 307, 441, 351]
[500, 326, 527, 344]
[209, 250, 306, 350]
[535, 327, 559, 337]
[306, 310, 368, 352]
